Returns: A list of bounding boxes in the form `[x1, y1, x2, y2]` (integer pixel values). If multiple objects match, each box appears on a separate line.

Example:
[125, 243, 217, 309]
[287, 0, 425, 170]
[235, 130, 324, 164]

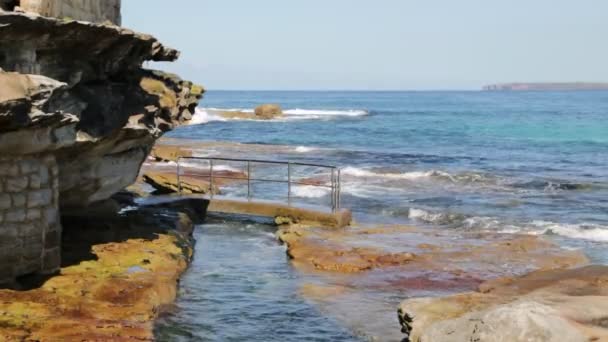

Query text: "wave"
[295, 146, 317, 153]
[342, 167, 450, 180]
[527, 221, 608, 242]
[188, 107, 369, 123]
[511, 180, 597, 192]
[188, 107, 227, 125]
[408, 208, 467, 225]
[292, 185, 331, 198]
[283, 108, 368, 117]
[406, 207, 608, 242]
[340, 167, 493, 184]
[167, 160, 245, 173]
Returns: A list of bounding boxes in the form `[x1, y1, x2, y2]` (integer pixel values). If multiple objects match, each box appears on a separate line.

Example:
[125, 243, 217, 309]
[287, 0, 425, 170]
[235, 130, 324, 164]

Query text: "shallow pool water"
[154, 219, 359, 341]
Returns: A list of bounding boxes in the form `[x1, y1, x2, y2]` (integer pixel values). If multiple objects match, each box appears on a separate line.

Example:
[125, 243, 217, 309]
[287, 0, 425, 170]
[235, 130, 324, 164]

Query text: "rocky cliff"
[0, 11, 203, 284]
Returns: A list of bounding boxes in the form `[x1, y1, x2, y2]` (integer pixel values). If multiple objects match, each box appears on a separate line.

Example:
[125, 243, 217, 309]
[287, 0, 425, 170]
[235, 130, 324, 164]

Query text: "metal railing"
[176, 157, 342, 211]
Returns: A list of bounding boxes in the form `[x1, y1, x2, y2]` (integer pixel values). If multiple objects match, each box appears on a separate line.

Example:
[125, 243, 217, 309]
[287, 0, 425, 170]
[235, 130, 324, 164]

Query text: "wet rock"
[278, 226, 417, 273]
[254, 104, 283, 119]
[278, 225, 587, 276]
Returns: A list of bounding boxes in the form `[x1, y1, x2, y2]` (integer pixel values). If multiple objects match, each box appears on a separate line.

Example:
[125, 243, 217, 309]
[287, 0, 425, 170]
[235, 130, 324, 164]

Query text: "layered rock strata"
[0, 12, 203, 284]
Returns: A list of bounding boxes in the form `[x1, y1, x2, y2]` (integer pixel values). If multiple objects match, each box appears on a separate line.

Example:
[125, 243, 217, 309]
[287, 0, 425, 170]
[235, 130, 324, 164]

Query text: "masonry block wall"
[18, 0, 121, 24]
[0, 155, 61, 285]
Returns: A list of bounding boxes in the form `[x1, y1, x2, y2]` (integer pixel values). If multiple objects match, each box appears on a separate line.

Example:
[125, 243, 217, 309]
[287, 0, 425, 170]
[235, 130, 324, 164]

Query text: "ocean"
[156, 90, 608, 341]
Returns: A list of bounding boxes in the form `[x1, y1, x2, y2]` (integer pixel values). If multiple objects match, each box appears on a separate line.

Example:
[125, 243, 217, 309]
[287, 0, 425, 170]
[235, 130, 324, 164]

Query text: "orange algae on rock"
[0, 234, 192, 341]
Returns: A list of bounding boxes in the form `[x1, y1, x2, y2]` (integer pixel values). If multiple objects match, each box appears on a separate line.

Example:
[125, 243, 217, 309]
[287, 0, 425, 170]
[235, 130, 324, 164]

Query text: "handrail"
[176, 156, 342, 211]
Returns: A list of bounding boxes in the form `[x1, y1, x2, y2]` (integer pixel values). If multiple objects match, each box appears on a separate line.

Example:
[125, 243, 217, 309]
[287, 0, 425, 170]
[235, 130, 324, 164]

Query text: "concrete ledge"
[208, 198, 352, 229]
[137, 195, 352, 229]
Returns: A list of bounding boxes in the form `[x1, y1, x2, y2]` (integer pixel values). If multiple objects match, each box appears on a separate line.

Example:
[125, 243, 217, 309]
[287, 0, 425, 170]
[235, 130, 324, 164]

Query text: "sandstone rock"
[254, 104, 283, 119]
[151, 144, 192, 162]
[399, 265, 608, 342]
[0, 10, 203, 284]
[0, 13, 204, 208]
[278, 225, 587, 276]
[143, 171, 220, 195]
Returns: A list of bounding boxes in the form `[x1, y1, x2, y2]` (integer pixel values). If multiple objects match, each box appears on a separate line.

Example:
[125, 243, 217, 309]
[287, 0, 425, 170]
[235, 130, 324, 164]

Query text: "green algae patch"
[0, 234, 193, 341]
[190, 84, 205, 96]
[140, 77, 178, 108]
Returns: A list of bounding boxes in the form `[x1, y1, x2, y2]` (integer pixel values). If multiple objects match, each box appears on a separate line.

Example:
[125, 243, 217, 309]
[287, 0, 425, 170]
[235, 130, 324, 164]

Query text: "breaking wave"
[340, 167, 493, 184]
[283, 109, 368, 117]
[292, 185, 331, 198]
[406, 208, 608, 242]
[188, 107, 227, 125]
[511, 180, 597, 192]
[188, 107, 368, 123]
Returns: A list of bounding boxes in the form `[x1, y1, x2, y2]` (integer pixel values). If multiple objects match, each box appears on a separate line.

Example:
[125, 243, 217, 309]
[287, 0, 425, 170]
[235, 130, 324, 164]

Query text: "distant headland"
[483, 82, 608, 91]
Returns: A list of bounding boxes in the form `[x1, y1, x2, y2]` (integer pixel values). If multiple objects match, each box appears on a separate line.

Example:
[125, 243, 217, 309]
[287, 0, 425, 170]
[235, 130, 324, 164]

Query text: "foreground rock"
[0, 197, 208, 340]
[399, 265, 608, 342]
[277, 225, 589, 341]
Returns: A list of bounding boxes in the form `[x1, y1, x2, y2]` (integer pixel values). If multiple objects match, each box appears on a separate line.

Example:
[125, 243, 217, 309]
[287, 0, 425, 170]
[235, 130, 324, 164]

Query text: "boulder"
[399, 265, 608, 342]
[151, 144, 193, 162]
[254, 104, 283, 119]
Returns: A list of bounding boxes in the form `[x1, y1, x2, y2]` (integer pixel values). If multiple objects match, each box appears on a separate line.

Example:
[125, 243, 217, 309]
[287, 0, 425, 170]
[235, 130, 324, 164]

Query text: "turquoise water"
[159, 90, 608, 340]
[172, 91, 608, 242]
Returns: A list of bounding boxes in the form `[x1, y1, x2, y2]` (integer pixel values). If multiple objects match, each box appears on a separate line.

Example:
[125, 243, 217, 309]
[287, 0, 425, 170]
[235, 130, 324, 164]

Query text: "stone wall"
[18, 0, 121, 24]
[0, 155, 61, 285]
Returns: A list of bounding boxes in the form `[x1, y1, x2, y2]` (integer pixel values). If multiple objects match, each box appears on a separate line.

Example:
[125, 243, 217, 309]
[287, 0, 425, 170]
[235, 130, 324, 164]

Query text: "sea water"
[157, 90, 608, 340]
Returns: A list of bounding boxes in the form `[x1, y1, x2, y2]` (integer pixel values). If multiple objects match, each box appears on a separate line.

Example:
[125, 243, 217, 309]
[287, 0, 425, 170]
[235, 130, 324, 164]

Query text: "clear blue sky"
[123, 0, 608, 90]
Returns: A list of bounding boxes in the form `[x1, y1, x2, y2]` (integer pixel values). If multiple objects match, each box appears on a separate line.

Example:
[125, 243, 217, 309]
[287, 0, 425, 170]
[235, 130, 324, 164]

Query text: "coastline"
[138, 137, 608, 340]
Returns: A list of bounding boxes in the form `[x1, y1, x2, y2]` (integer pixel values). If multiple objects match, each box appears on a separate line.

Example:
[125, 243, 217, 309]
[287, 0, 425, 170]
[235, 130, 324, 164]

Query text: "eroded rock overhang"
[0, 12, 204, 284]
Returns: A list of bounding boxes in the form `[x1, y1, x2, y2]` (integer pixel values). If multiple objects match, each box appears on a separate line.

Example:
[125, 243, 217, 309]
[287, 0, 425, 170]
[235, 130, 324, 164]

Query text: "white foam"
[341, 167, 454, 181]
[408, 208, 442, 222]
[295, 146, 316, 153]
[527, 221, 608, 242]
[188, 107, 227, 125]
[177, 161, 244, 173]
[292, 185, 331, 198]
[192, 107, 368, 122]
[283, 109, 368, 117]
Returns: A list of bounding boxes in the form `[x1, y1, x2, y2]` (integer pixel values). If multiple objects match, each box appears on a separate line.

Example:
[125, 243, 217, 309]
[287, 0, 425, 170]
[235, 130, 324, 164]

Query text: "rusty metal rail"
[176, 157, 342, 211]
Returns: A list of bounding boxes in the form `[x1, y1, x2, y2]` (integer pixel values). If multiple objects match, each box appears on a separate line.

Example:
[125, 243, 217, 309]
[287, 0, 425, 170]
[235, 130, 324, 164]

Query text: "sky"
[123, 0, 608, 91]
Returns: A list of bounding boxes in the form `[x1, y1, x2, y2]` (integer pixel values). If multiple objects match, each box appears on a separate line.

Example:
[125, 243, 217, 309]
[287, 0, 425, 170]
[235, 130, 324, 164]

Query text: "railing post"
[247, 161, 252, 200]
[287, 163, 292, 206]
[331, 168, 336, 212]
[209, 159, 214, 198]
[177, 158, 182, 195]
[337, 168, 341, 210]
